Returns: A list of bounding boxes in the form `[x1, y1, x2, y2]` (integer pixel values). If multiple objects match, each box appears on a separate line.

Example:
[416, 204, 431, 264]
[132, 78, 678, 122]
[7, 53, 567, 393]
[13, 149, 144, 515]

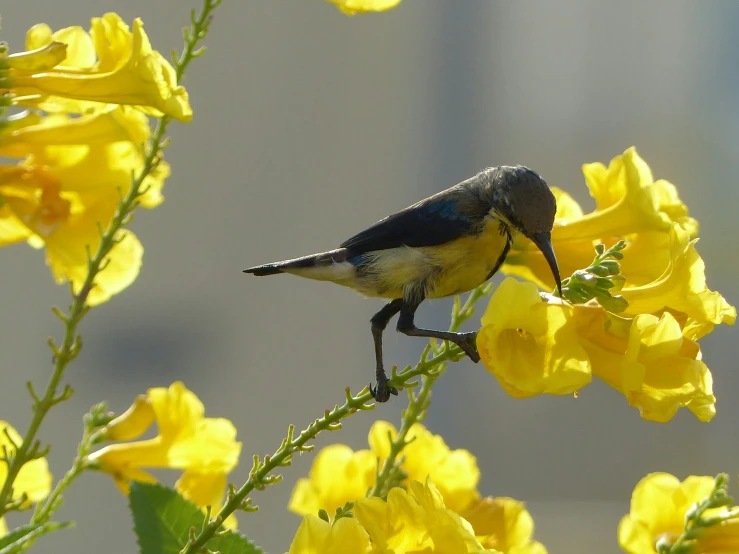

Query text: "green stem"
[0, 522, 73, 554]
[183, 283, 493, 553]
[370, 283, 491, 498]
[182, 344, 477, 553]
[30, 419, 98, 525]
[0, 0, 220, 518]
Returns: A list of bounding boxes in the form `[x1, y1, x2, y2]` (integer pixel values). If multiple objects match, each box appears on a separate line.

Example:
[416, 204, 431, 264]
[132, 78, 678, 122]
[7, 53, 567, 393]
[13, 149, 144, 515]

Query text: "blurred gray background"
[2, 1, 738, 552]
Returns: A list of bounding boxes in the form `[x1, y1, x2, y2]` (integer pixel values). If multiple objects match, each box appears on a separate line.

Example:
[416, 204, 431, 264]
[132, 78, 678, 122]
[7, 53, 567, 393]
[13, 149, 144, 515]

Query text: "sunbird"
[244, 166, 561, 402]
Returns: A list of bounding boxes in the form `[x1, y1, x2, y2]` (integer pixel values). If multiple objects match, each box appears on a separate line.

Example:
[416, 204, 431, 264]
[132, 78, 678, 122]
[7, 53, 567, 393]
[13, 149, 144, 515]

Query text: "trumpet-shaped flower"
[0, 107, 168, 304]
[0, 107, 151, 160]
[618, 473, 739, 553]
[1, 13, 191, 121]
[286, 515, 372, 554]
[354, 479, 500, 553]
[578, 308, 716, 423]
[461, 497, 546, 554]
[619, 224, 735, 339]
[328, 0, 402, 16]
[477, 278, 716, 422]
[503, 147, 700, 291]
[289, 420, 480, 516]
[88, 382, 241, 528]
[0, 421, 52, 536]
[477, 278, 591, 398]
[368, 421, 480, 513]
[289, 444, 376, 516]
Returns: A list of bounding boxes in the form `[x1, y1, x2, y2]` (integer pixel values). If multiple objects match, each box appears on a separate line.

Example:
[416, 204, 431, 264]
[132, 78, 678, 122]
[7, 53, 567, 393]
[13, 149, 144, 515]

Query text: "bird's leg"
[397, 297, 480, 362]
[368, 298, 403, 402]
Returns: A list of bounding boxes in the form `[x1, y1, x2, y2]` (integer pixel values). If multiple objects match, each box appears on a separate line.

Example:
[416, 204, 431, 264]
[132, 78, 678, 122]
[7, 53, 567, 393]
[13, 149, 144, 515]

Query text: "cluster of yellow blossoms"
[1, 382, 241, 534]
[620, 473, 739, 553]
[481, 147, 735, 423]
[0, 13, 191, 304]
[287, 421, 545, 553]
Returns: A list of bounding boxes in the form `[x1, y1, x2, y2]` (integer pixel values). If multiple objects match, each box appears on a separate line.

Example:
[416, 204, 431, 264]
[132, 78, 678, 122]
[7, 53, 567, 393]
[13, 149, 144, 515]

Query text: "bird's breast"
[422, 217, 513, 298]
[352, 217, 514, 299]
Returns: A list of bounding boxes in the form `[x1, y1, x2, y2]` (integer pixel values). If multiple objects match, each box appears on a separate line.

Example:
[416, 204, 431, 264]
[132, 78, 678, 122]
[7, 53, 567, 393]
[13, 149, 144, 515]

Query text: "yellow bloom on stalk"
[0, 107, 168, 304]
[354, 479, 500, 553]
[504, 147, 693, 286]
[289, 420, 479, 516]
[0, 421, 52, 536]
[502, 147, 735, 338]
[476, 278, 591, 398]
[286, 515, 372, 554]
[368, 421, 480, 513]
[290, 421, 545, 552]
[478, 278, 716, 423]
[462, 497, 546, 554]
[618, 473, 739, 553]
[88, 382, 241, 529]
[619, 224, 736, 339]
[578, 308, 716, 422]
[1, 13, 191, 121]
[327, 0, 402, 16]
[289, 444, 376, 516]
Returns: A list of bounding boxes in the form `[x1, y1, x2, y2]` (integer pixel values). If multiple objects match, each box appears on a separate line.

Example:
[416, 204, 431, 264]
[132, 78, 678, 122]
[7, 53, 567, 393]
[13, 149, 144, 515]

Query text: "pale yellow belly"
[353, 220, 513, 299]
[423, 225, 511, 298]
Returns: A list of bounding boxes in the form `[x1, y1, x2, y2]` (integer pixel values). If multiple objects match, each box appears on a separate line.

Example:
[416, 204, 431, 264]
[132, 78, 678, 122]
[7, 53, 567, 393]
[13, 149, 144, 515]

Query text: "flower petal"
[478, 278, 591, 398]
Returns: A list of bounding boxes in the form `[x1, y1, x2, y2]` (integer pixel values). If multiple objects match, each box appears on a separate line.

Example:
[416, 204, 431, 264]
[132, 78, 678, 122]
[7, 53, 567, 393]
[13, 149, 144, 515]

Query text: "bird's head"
[487, 165, 562, 295]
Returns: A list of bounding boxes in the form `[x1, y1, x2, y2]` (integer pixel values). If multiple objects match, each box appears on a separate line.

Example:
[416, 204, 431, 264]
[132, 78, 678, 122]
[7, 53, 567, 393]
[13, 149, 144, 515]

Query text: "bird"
[243, 165, 562, 402]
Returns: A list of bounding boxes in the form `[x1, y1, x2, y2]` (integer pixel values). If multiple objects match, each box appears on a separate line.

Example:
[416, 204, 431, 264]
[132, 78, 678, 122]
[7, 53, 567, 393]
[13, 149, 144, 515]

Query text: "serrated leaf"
[129, 481, 263, 554]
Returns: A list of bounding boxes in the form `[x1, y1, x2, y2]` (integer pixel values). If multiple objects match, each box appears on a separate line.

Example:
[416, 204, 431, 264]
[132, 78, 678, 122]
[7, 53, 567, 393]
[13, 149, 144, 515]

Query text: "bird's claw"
[370, 375, 398, 403]
[457, 332, 480, 363]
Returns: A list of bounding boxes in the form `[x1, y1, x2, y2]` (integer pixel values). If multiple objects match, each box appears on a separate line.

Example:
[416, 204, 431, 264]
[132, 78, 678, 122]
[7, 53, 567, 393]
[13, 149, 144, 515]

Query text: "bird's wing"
[340, 192, 476, 253]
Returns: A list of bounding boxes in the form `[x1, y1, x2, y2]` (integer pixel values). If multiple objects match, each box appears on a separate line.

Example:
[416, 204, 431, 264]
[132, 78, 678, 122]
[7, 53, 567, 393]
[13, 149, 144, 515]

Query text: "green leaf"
[129, 481, 263, 554]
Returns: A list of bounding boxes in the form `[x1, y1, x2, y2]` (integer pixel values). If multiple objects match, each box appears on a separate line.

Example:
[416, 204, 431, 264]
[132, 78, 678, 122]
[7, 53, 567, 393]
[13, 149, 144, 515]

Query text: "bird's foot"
[369, 372, 398, 403]
[455, 332, 480, 363]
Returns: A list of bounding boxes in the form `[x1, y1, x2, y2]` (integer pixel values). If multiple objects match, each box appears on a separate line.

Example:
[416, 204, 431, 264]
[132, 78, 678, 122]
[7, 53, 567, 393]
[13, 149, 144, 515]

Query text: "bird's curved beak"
[530, 231, 562, 296]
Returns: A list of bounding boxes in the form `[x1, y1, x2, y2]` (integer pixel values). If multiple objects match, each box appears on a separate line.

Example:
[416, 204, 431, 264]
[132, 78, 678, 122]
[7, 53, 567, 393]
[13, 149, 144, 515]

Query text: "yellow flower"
[461, 497, 546, 554]
[477, 278, 591, 398]
[368, 421, 480, 513]
[577, 307, 716, 422]
[618, 473, 739, 553]
[289, 444, 376, 516]
[289, 420, 480, 516]
[0, 107, 168, 304]
[88, 382, 241, 528]
[354, 479, 500, 553]
[290, 424, 544, 552]
[0, 421, 52, 536]
[0, 107, 151, 160]
[286, 515, 372, 554]
[503, 147, 699, 291]
[327, 0, 402, 16]
[476, 279, 715, 422]
[619, 224, 736, 339]
[1, 13, 191, 121]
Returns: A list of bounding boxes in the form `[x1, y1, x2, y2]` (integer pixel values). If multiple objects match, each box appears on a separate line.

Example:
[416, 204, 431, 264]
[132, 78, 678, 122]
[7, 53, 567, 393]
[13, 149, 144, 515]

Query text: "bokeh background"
[2, 1, 738, 552]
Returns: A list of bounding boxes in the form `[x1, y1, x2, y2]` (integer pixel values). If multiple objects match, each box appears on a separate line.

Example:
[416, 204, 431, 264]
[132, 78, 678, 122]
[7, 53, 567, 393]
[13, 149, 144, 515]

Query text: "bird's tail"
[243, 249, 352, 278]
